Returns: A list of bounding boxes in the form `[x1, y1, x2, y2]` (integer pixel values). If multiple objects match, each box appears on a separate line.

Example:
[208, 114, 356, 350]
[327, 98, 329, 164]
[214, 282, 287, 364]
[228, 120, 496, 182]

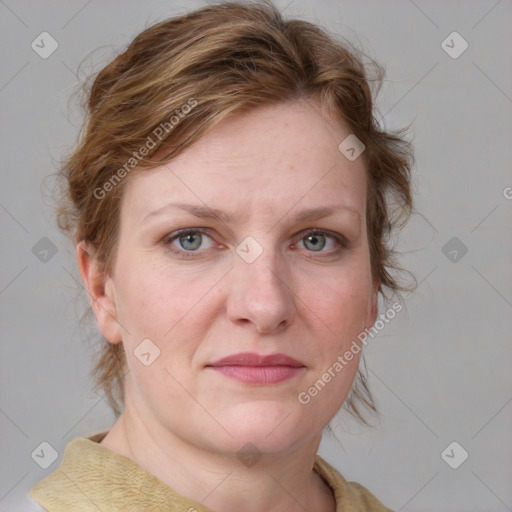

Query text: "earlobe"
[76, 241, 122, 344]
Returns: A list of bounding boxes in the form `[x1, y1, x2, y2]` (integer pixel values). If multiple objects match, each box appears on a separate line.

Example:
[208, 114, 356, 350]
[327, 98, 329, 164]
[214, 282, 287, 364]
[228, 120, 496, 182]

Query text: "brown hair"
[57, 0, 414, 423]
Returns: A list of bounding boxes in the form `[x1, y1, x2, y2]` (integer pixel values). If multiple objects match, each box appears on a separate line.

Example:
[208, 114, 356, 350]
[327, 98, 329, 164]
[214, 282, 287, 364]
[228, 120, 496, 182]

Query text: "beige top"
[30, 432, 393, 511]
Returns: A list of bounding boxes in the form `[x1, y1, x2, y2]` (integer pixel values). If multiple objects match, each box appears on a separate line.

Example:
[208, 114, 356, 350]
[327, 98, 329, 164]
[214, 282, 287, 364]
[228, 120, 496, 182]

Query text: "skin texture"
[78, 97, 378, 512]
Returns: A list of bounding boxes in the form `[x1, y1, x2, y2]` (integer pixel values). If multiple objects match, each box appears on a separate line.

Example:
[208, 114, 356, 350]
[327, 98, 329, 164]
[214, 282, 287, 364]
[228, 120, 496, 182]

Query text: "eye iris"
[179, 233, 202, 250]
[304, 234, 325, 251]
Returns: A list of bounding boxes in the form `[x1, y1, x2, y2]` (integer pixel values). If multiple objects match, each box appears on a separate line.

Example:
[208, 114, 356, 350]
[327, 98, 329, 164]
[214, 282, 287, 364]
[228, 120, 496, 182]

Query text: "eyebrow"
[142, 201, 361, 225]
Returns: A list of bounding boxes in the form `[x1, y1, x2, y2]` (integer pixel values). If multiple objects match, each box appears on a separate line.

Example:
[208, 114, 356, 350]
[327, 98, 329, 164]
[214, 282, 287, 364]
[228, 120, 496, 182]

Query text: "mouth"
[205, 352, 306, 385]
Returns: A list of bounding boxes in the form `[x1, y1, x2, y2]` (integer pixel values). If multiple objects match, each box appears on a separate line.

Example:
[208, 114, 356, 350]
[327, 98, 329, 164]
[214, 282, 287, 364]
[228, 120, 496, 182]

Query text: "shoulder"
[344, 481, 395, 512]
[314, 454, 394, 512]
[29, 433, 212, 512]
[29, 434, 111, 512]
[9, 493, 48, 512]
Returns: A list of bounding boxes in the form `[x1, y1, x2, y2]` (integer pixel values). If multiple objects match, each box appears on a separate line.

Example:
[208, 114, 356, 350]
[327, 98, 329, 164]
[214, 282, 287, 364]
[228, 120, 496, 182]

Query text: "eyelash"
[162, 228, 348, 259]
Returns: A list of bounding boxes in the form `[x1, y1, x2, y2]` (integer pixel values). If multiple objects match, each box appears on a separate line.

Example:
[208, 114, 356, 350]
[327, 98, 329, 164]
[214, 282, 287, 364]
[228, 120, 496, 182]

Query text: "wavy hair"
[56, 0, 414, 424]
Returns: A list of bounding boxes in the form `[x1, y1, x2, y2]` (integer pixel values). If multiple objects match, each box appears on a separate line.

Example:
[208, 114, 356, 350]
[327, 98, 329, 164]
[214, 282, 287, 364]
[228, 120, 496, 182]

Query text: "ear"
[76, 240, 122, 344]
[363, 287, 379, 331]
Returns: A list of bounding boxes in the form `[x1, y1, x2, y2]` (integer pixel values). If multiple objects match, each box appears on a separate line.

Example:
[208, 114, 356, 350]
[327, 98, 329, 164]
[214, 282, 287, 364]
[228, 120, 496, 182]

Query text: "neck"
[101, 402, 335, 512]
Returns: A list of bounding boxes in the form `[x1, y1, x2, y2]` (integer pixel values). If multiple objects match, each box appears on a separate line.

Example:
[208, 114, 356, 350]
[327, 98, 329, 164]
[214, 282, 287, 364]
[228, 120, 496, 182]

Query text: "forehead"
[122, 98, 367, 221]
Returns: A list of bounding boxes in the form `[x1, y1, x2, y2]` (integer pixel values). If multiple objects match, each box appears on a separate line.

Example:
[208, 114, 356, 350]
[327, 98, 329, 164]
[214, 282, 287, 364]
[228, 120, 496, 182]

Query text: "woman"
[29, 1, 413, 510]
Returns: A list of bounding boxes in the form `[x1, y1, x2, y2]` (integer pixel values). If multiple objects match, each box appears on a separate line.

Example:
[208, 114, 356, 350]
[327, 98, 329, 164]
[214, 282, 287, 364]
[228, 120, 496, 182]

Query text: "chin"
[210, 401, 314, 453]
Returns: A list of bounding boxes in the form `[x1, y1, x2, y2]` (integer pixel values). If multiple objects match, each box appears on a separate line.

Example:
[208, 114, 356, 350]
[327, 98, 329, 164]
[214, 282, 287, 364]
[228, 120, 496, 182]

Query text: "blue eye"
[178, 232, 202, 251]
[303, 233, 326, 251]
[163, 228, 347, 259]
[297, 230, 347, 253]
[165, 229, 215, 253]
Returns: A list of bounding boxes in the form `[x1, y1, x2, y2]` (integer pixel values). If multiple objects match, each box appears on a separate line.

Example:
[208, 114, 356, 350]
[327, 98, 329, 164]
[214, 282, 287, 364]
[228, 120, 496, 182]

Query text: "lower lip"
[208, 365, 305, 384]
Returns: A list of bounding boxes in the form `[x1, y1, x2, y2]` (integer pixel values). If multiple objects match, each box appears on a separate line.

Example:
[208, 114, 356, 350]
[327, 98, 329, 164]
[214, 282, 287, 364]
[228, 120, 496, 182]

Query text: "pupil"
[181, 233, 201, 250]
[306, 234, 325, 251]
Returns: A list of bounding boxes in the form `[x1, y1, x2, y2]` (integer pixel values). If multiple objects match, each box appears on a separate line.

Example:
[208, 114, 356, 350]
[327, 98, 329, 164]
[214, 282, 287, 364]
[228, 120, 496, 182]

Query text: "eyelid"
[298, 228, 348, 244]
[294, 228, 349, 251]
[163, 227, 214, 242]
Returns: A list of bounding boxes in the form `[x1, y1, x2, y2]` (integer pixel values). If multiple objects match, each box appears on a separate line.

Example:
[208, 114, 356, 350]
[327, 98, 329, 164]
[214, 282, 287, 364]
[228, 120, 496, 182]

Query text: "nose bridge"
[242, 243, 282, 289]
[227, 234, 295, 333]
[236, 236, 288, 298]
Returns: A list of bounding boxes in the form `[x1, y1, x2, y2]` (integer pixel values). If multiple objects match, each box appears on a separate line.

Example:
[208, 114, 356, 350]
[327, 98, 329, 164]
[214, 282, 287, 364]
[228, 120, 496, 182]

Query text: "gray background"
[1, 0, 511, 510]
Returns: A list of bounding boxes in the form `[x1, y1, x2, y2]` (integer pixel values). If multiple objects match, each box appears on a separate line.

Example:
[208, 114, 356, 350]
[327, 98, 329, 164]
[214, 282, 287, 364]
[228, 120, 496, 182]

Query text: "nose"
[226, 244, 296, 334]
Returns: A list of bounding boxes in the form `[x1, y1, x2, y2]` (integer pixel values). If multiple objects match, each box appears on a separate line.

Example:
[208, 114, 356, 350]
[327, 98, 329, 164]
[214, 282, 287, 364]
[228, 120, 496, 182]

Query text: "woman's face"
[96, 97, 377, 455]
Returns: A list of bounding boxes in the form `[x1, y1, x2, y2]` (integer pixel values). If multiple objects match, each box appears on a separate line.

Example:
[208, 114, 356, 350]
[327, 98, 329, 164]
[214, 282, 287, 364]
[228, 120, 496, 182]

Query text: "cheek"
[294, 263, 372, 345]
[113, 259, 225, 388]
[114, 264, 204, 404]
[114, 256, 216, 336]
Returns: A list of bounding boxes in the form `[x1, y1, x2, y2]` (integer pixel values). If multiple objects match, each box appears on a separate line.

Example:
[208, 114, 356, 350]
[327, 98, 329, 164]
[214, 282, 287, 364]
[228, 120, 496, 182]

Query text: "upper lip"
[207, 352, 305, 368]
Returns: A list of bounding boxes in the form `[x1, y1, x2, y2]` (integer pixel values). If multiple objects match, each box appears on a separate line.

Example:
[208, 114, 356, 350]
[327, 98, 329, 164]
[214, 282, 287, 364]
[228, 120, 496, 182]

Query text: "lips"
[206, 352, 306, 385]
[207, 352, 305, 368]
